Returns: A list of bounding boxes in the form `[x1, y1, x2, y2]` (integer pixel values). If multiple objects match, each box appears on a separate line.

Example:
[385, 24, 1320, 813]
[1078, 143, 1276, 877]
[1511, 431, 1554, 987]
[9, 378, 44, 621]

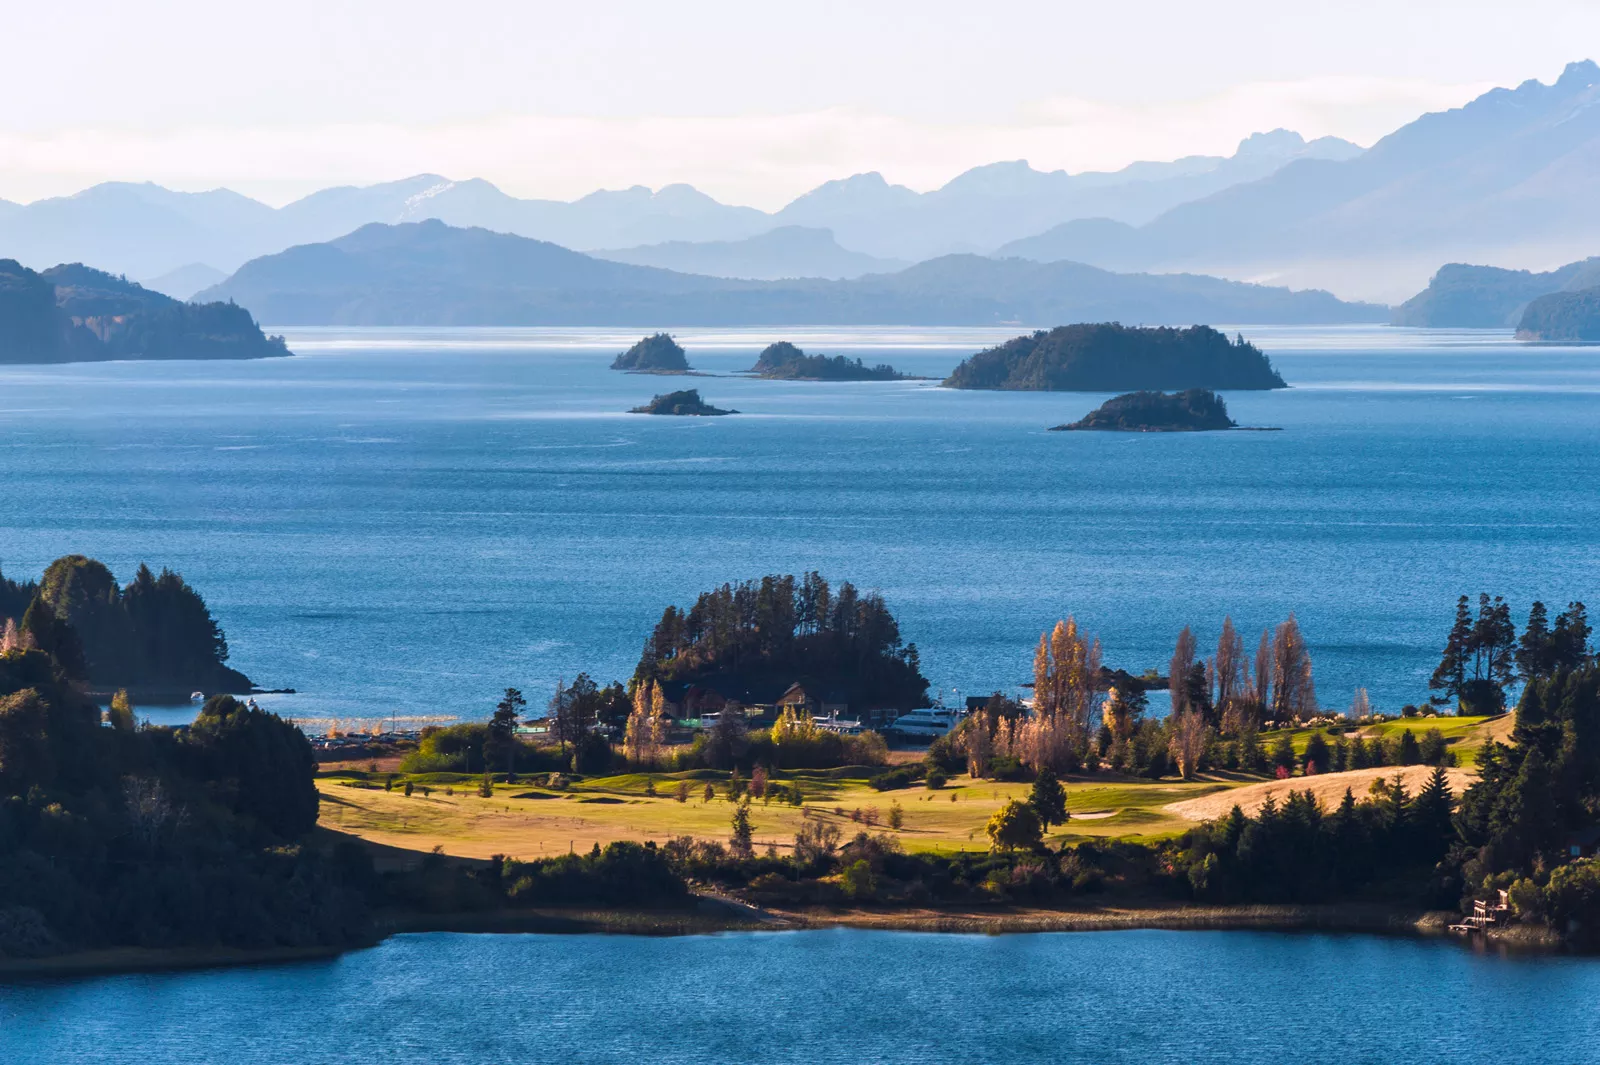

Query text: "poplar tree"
[1169, 626, 1196, 717]
[1214, 616, 1248, 715]
[1254, 628, 1273, 710]
[1270, 614, 1316, 722]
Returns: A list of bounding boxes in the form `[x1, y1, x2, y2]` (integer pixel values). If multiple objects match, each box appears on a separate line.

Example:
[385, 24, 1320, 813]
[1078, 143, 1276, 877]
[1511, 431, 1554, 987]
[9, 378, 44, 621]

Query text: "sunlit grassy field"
[317, 714, 1505, 862]
[1265, 714, 1508, 766]
[317, 768, 1232, 860]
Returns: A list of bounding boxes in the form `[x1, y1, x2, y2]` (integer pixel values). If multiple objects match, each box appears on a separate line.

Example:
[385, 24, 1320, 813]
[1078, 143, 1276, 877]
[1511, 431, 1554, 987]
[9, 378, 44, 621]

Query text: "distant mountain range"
[996, 61, 1600, 302]
[1393, 256, 1600, 327]
[0, 128, 1357, 284]
[593, 226, 907, 280]
[197, 219, 1385, 327]
[4, 59, 1596, 304]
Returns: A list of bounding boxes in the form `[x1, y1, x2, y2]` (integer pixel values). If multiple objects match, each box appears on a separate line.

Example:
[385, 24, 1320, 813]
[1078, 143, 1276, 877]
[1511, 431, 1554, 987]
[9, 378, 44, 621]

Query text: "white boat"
[888, 707, 961, 738]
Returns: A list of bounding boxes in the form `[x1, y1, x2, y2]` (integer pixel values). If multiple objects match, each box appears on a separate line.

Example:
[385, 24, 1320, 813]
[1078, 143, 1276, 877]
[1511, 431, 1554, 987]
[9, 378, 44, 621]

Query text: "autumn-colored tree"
[986, 799, 1043, 851]
[1169, 710, 1206, 779]
[1031, 617, 1101, 756]
[1254, 627, 1273, 709]
[1214, 616, 1250, 720]
[1101, 686, 1137, 742]
[1169, 626, 1196, 717]
[750, 764, 769, 800]
[107, 688, 136, 733]
[1270, 614, 1316, 722]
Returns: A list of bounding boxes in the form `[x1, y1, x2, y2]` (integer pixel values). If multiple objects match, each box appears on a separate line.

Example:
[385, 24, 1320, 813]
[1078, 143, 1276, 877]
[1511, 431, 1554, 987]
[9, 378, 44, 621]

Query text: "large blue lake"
[3, 929, 1597, 1063]
[0, 325, 1596, 726]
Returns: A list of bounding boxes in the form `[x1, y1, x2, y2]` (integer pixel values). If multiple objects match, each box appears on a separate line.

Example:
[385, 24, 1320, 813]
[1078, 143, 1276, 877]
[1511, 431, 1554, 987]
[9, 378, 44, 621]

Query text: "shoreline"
[3, 900, 1558, 981]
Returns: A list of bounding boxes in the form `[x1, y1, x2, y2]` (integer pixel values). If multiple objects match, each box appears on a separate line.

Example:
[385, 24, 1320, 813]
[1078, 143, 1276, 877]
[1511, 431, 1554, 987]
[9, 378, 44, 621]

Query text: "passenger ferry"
[887, 707, 961, 738]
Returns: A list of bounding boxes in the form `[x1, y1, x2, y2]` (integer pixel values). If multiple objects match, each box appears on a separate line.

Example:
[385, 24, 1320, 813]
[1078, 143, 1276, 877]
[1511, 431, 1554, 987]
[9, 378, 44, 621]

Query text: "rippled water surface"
[3, 929, 1598, 1064]
[0, 325, 1596, 724]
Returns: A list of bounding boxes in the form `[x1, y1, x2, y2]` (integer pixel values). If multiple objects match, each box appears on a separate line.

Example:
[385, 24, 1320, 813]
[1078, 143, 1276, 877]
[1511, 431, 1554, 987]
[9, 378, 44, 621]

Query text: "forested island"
[611, 333, 692, 373]
[748, 341, 908, 381]
[1050, 389, 1241, 432]
[628, 389, 736, 416]
[1517, 286, 1600, 341]
[0, 260, 288, 364]
[943, 324, 1286, 392]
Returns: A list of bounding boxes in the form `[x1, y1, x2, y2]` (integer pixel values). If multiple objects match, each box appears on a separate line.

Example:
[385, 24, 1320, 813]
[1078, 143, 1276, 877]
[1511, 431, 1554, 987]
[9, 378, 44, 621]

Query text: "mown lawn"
[316, 767, 1236, 860]
[1263, 714, 1507, 766]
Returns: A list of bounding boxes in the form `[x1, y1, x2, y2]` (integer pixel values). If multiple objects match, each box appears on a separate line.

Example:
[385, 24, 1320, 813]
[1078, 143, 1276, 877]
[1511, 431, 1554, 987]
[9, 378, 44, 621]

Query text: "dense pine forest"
[634, 572, 929, 712]
[0, 556, 252, 694]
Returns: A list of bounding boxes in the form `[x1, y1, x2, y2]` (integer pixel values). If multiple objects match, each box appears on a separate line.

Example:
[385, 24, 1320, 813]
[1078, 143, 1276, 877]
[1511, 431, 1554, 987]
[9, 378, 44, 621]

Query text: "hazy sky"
[3, 0, 1597, 207]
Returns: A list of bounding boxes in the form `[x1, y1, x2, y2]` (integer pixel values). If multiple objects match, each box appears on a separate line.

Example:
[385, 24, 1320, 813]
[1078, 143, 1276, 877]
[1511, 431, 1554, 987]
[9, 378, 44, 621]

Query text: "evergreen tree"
[1469, 594, 1517, 692]
[1518, 601, 1553, 680]
[1028, 767, 1068, 830]
[486, 687, 526, 773]
[729, 797, 754, 858]
[1552, 602, 1592, 671]
[1430, 595, 1472, 708]
[1397, 729, 1421, 766]
[1412, 765, 1455, 847]
[1302, 732, 1330, 775]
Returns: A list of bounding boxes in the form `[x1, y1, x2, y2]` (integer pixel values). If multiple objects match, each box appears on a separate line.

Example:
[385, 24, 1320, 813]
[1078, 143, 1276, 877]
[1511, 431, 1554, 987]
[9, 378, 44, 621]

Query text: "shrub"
[869, 765, 924, 791]
[986, 754, 1026, 781]
[840, 859, 878, 900]
[924, 767, 947, 789]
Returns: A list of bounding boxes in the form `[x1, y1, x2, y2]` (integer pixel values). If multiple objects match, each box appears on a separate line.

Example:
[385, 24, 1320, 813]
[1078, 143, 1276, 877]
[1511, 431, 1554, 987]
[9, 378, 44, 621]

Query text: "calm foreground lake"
[0, 325, 1596, 724]
[2, 929, 1598, 1063]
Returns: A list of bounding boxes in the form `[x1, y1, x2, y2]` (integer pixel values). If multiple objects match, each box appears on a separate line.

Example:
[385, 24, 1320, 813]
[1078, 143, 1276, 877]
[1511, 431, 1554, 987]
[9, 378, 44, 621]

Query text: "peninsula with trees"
[611, 333, 692, 373]
[943, 324, 1287, 392]
[1516, 286, 1600, 342]
[11, 569, 1600, 972]
[1050, 388, 1243, 432]
[747, 341, 909, 381]
[0, 555, 253, 697]
[0, 260, 289, 365]
[628, 388, 736, 416]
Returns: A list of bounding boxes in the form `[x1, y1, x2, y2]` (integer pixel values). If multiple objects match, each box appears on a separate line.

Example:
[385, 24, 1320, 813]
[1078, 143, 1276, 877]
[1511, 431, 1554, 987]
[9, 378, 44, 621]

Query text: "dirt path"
[1165, 765, 1475, 821]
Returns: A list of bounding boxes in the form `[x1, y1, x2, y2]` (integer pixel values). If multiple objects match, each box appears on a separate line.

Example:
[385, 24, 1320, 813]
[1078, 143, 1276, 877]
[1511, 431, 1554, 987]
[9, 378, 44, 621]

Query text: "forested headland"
[325, 588, 1600, 952]
[11, 563, 1600, 967]
[943, 324, 1286, 392]
[0, 556, 252, 696]
[0, 260, 288, 365]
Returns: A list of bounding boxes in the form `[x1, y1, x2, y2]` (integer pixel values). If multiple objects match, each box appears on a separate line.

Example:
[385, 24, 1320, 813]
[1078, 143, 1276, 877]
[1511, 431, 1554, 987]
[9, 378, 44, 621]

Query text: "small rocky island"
[612, 333, 692, 373]
[628, 388, 736, 416]
[1051, 389, 1243, 432]
[944, 323, 1286, 391]
[749, 341, 907, 381]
